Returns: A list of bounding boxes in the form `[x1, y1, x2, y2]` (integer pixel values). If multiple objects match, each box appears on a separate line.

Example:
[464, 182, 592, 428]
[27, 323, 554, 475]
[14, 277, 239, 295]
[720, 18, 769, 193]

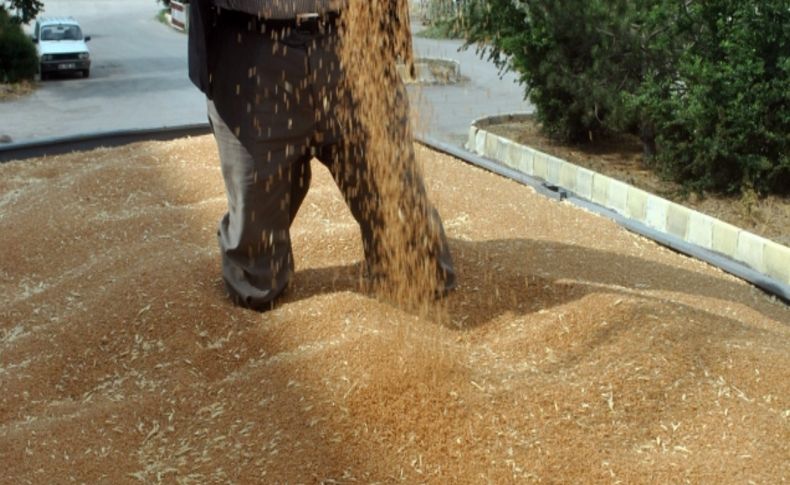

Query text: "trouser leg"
[205, 14, 321, 310]
[386, 82, 456, 292]
[375, 139, 457, 293]
[308, 25, 456, 294]
[316, 89, 457, 293]
[385, 85, 456, 291]
[318, 139, 382, 274]
[208, 100, 312, 310]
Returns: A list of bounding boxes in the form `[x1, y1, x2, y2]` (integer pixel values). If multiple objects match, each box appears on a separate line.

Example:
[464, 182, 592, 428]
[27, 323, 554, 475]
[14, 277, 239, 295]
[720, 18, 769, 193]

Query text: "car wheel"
[40, 66, 48, 81]
[82, 69, 90, 78]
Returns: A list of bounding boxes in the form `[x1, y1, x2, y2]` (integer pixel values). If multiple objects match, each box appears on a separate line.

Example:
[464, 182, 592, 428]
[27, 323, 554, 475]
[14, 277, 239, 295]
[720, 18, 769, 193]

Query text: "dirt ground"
[0, 82, 35, 144]
[0, 82, 34, 104]
[487, 118, 790, 247]
[1, 137, 789, 483]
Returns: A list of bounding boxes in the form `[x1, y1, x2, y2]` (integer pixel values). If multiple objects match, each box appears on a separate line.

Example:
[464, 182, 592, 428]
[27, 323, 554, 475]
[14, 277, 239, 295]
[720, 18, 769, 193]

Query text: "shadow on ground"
[287, 237, 789, 328]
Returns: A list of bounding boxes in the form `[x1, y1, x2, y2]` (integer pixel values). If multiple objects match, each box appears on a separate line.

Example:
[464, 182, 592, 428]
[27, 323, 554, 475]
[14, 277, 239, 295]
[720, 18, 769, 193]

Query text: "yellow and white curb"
[468, 114, 790, 288]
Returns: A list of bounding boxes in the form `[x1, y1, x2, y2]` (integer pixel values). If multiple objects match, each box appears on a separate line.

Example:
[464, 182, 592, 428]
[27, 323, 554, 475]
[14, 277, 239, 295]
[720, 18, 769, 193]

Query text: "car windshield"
[40, 24, 83, 41]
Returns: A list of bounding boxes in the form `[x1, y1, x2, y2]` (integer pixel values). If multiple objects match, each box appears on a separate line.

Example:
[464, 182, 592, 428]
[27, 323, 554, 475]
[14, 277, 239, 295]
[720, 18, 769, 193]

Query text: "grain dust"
[337, 1, 448, 310]
[1, 138, 788, 483]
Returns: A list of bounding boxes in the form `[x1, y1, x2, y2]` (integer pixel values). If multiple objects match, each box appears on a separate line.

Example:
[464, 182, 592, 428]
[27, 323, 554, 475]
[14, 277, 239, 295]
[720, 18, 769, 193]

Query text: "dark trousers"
[207, 13, 455, 309]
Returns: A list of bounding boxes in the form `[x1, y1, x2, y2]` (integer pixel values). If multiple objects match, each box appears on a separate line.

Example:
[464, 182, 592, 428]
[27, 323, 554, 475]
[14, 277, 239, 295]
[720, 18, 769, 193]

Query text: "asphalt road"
[0, 0, 532, 146]
[410, 32, 534, 146]
[1, 0, 205, 143]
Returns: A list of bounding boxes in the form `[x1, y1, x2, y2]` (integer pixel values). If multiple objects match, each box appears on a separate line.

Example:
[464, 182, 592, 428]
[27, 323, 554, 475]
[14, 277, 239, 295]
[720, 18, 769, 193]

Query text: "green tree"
[460, 0, 677, 149]
[460, 0, 790, 195]
[1, 0, 44, 24]
[0, 6, 38, 82]
[641, 0, 790, 194]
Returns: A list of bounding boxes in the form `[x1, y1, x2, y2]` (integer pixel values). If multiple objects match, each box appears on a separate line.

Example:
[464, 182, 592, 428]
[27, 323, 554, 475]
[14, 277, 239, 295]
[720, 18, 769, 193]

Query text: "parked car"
[32, 17, 91, 80]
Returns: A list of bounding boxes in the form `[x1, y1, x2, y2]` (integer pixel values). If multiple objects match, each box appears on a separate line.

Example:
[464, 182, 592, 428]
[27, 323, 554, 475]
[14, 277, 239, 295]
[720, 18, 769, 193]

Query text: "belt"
[292, 12, 339, 32]
[220, 9, 340, 32]
[296, 13, 321, 23]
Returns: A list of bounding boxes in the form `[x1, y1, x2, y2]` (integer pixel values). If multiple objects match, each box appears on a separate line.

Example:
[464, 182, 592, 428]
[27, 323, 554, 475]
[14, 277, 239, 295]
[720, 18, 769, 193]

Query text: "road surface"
[0, 0, 533, 146]
[1, 0, 204, 143]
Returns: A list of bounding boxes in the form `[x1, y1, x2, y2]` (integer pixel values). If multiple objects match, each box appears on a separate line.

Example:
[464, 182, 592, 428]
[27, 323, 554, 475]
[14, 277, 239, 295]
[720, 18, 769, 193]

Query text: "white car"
[33, 17, 92, 80]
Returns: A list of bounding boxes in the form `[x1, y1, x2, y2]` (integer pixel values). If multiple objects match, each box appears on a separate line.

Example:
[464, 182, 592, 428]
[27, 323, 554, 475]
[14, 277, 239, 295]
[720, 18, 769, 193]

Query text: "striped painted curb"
[467, 114, 790, 289]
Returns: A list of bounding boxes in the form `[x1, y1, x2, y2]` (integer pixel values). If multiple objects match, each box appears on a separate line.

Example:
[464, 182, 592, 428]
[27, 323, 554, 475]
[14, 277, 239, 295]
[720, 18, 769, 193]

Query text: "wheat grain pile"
[1, 137, 789, 483]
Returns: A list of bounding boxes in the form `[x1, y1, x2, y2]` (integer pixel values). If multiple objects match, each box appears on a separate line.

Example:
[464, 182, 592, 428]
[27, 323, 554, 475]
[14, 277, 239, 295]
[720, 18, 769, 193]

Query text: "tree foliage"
[459, 0, 790, 195]
[1, 0, 43, 24]
[0, 6, 37, 82]
[640, 1, 790, 194]
[459, 0, 668, 145]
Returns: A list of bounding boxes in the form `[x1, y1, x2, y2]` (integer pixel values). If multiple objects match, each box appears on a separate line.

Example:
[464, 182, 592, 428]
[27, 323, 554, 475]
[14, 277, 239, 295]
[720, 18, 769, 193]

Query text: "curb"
[397, 57, 464, 85]
[467, 114, 790, 293]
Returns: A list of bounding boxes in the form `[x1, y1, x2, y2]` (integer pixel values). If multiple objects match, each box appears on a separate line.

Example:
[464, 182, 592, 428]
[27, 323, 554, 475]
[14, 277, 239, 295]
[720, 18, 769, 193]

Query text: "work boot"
[223, 281, 278, 312]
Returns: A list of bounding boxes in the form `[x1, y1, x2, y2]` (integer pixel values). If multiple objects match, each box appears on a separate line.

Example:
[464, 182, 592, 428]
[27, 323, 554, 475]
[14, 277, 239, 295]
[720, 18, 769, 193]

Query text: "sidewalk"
[408, 26, 535, 146]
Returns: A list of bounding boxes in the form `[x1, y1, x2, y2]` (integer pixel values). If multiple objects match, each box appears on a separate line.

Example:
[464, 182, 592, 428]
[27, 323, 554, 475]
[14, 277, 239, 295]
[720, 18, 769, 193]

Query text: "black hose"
[0, 124, 212, 163]
[1, 127, 786, 304]
[415, 134, 790, 305]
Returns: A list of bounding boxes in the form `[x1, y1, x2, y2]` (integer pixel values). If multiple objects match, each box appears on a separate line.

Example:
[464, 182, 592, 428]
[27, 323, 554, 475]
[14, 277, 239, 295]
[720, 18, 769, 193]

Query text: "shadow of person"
[283, 238, 789, 329]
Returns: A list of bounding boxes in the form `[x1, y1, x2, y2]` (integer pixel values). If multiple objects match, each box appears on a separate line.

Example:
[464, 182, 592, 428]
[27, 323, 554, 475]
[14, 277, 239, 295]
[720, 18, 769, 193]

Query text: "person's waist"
[217, 7, 340, 30]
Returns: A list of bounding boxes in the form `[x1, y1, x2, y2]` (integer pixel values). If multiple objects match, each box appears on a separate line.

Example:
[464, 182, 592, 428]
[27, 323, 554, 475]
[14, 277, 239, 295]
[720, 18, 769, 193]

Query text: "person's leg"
[314, 89, 457, 294]
[308, 22, 456, 295]
[289, 157, 312, 224]
[316, 137, 383, 277]
[209, 100, 315, 310]
[206, 15, 321, 310]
